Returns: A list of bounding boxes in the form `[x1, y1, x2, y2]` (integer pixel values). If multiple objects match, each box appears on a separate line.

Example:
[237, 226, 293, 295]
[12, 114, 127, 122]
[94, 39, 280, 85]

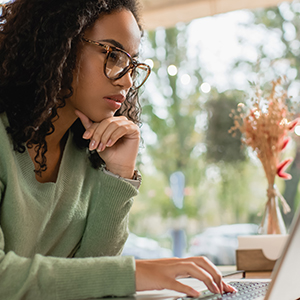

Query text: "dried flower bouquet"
[229, 78, 299, 234]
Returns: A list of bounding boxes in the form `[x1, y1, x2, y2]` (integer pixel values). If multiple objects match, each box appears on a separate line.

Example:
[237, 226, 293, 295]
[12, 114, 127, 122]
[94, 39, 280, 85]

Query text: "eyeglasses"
[82, 37, 151, 90]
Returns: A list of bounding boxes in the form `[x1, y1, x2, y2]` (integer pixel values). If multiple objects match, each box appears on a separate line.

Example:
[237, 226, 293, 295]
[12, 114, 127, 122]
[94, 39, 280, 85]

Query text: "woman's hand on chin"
[135, 257, 237, 297]
[75, 110, 140, 179]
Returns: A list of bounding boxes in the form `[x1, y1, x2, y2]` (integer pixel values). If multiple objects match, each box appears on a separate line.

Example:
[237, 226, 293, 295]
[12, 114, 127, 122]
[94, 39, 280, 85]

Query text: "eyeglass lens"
[106, 49, 149, 89]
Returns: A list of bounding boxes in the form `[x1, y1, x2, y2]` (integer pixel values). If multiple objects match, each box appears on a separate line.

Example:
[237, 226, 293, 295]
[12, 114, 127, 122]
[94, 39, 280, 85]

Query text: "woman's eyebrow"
[100, 39, 139, 58]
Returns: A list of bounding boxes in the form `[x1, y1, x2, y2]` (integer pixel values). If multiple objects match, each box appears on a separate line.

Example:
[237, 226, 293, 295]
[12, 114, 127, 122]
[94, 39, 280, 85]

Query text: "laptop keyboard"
[177, 281, 270, 300]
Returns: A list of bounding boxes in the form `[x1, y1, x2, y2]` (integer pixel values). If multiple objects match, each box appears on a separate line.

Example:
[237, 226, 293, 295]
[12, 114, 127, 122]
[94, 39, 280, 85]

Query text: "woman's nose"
[113, 70, 134, 90]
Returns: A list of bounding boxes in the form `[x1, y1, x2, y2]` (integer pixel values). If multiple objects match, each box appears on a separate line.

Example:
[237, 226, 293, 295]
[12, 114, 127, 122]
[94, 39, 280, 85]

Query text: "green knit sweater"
[0, 113, 138, 300]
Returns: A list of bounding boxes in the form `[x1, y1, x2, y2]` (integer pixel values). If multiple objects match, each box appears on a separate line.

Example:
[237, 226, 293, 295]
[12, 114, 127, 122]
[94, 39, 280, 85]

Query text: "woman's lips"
[105, 94, 126, 103]
[104, 94, 125, 110]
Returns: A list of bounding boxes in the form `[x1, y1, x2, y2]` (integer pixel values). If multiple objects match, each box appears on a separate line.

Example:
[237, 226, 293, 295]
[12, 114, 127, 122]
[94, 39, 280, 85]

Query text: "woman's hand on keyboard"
[135, 257, 236, 298]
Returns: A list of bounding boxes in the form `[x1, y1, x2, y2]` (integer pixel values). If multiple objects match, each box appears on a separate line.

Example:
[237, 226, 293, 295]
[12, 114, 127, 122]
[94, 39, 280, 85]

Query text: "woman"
[0, 0, 235, 299]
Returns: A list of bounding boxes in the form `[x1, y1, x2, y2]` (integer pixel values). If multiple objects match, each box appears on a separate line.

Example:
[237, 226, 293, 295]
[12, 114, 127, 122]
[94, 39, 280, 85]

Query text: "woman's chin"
[89, 112, 115, 123]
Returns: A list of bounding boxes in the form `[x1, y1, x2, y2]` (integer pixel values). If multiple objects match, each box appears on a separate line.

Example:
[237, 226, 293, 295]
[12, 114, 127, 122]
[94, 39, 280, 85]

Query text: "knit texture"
[0, 113, 138, 300]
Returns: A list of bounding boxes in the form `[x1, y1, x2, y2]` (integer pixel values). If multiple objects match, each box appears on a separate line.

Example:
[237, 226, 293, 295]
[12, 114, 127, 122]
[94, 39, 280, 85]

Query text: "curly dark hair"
[0, 0, 143, 174]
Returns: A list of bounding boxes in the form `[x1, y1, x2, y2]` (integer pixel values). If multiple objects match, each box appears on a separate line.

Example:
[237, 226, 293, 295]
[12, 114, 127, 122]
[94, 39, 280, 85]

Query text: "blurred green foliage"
[130, 1, 300, 241]
[204, 89, 246, 164]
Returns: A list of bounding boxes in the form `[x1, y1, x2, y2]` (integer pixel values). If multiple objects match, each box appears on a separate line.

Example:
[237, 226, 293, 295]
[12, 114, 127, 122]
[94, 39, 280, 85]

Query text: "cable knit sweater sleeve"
[0, 113, 138, 300]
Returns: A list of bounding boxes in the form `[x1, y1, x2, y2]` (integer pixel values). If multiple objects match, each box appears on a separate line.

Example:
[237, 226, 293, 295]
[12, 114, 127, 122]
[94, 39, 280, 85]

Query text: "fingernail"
[191, 290, 199, 298]
[219, 283, 224, 294]
[226, 283, 237, 292]
[97, 143, 104, 152]
[89, 140, 96, 150]
[213, 284, 220, 294]
[106, 139, 112, 147]
[83, 131, 90, 139]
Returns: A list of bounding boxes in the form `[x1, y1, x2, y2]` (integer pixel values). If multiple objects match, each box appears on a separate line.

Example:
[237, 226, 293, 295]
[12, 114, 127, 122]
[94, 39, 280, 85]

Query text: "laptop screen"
[266, 207, 300, 300]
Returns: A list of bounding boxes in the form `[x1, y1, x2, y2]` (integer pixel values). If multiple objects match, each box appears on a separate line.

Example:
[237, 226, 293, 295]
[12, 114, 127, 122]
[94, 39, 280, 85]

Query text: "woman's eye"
[110, 52, 118, 61]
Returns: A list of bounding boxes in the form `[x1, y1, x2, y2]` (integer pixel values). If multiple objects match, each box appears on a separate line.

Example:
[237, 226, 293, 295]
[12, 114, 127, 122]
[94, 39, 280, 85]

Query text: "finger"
[75, 110, 93, 129]
[94, 118, 137, 152]
[85, 117, 132, 151]
[74, 110, 105, 149]
[98, 126, 132, 151]
[186, 257, 223, 293]
[85, 123, 106, 151]
[94, 121, 125, 152]
[164, 278, 200, 298]
[87, 121, 121, 152]
[140, 257, 223, 293]
[223, 282, 237, 293]
[176, 262, 220, 294]
[97, 129, 126, 152]
[75, 110, 98, 141]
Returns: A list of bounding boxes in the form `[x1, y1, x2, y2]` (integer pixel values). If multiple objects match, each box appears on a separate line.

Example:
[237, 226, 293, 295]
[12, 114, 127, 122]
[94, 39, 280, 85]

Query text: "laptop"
[263, 205, 300, 300]
[135, 206, 300, 300]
